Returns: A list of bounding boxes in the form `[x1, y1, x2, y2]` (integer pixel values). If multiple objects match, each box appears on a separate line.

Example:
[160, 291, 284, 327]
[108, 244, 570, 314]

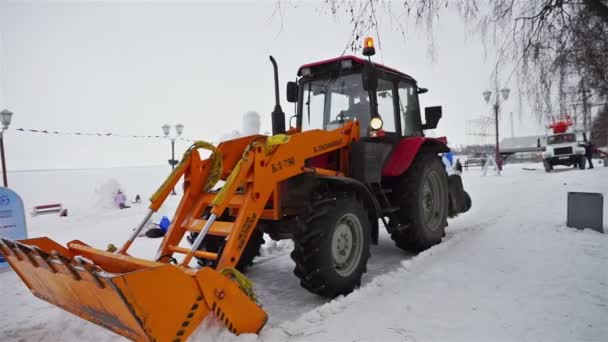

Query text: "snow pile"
[258, 237, 293, 259]
[92, 178, 123, 210]
[2, 163, 607, 342]
[246, 165, 607, 342]
[255, 224, 607, 341]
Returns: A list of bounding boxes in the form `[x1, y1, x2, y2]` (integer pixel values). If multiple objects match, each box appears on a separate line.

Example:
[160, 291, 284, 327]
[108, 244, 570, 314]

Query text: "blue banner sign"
[0, 187, 27, 269]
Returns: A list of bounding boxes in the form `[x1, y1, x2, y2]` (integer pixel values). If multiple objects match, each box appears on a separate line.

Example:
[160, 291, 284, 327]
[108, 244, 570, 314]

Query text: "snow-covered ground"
[1, 160, 607, 341]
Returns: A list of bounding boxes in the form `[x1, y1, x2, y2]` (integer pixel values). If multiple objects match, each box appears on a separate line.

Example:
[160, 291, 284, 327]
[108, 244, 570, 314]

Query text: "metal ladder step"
[168, 245, 218, 261]
[183, 218, 233, 236]
[201, 193, 245, 209]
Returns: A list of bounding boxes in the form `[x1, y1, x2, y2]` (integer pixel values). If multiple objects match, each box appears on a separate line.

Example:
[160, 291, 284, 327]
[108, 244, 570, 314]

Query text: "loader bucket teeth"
[0, 237, 267, 341]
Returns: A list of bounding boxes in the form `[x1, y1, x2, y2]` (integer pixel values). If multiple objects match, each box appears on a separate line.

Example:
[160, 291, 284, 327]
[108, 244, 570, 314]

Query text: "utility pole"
[559, 63, 566, 115]
[581, 80, 589, 132]
[572, 104, 578, 131]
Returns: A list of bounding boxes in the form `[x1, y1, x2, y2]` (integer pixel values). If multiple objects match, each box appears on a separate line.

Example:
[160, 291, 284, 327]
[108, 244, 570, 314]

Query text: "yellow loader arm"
[0, 121, 359, 341]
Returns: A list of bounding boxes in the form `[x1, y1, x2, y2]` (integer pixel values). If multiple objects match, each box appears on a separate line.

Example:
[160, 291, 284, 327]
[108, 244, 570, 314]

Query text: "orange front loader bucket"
[0, 237, 267, 341]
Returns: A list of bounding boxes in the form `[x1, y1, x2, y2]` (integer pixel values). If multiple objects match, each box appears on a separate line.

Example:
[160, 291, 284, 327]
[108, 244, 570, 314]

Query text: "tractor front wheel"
[291, 194, 371, 298]
[391, 153, 448, 253]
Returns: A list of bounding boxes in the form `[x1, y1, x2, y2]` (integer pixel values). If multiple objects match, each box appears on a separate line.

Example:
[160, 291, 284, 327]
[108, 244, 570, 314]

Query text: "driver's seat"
[348, 100, 371, 136]
[349, 98, 370, 123]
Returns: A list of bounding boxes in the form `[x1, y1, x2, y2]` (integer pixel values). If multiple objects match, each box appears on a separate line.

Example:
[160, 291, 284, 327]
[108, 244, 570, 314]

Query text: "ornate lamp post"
[162, 123, 184, 194]
[0, 109, 13, 187]
[483, 88, 510, 171]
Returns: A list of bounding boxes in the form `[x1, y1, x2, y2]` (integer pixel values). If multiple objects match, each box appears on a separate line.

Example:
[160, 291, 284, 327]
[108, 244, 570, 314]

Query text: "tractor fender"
[317, 175, 381, 244]
[382, 137, 450, 177]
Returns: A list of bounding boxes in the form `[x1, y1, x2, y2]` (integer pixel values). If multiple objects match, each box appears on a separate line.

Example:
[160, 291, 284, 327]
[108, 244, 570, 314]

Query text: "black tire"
[232, 229, 265, 272]
[463, 191, 472, 213]
[187, 228, 264, 273]
[578, 157, 586, 170]
[291, 193, 371, 298]
[544, 160, 553, 172]
[145, 228, 165, 238]
[391, 153, 448, 253]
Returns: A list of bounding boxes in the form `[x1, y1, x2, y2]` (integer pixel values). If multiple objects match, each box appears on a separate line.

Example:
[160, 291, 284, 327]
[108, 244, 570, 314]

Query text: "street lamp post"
[0, 110, 13, 187]
[483, 88, 510, 171]
[162, 123, 184, 195]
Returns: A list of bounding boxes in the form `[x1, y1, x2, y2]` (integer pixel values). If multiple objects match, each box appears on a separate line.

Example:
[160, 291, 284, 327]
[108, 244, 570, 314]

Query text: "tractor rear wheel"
[391, 153, 448, 253]
[291, 193, 371, 298]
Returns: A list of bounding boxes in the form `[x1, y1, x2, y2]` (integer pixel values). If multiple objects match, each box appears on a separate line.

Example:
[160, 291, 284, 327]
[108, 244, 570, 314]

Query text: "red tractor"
[190, 38, 472, 298]
[0, 38, 472, 340]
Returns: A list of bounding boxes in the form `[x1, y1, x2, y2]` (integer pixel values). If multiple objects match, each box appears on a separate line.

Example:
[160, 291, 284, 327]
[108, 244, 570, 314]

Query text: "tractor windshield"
[299, 74, 368, 134]
[298, 73, 396, 136]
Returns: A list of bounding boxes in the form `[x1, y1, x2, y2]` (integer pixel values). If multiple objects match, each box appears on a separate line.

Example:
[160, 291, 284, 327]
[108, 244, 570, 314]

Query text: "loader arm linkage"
[0, 121, 359, 342]
[159, 121, 359, 271]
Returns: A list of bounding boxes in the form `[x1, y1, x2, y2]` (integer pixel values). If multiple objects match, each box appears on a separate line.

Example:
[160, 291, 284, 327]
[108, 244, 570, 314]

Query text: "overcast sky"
[0, 1, 544, 170]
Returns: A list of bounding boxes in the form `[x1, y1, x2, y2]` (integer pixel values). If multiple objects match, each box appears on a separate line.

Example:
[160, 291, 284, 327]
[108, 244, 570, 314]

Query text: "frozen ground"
[1, 160, 607, 341]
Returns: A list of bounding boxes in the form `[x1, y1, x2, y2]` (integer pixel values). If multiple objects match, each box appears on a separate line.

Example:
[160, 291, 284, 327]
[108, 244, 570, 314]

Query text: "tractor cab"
[288, 55, 440, 140]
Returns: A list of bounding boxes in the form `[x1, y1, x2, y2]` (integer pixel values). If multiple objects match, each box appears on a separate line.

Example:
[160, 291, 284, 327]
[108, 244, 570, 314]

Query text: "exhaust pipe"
[269, 56, 286, 135]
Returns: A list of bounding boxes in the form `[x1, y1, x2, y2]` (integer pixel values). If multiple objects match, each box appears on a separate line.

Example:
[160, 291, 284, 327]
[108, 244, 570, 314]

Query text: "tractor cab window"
[300, 74, 367, 135]
[375, 79, 396, 133]
[299, 73, 396, 136]
[397, 81, 422, 136]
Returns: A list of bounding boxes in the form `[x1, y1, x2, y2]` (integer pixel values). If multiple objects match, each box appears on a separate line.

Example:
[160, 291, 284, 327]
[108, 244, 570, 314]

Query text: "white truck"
[541, 132, 586, 172]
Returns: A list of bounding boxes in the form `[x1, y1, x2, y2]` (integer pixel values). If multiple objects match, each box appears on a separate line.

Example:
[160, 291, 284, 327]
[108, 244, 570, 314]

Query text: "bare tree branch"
[317, 0, 608, 121]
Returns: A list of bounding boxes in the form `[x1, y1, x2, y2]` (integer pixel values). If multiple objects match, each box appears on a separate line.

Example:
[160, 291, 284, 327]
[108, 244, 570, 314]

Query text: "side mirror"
[362, 63, 378, 91]
[286, 82, 298, 103]
[421, 106, 442, 130]
[417, 87, 428, 94]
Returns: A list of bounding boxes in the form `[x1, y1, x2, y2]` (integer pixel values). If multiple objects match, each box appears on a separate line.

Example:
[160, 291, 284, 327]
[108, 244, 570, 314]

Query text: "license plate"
[559, 156, 569, 160]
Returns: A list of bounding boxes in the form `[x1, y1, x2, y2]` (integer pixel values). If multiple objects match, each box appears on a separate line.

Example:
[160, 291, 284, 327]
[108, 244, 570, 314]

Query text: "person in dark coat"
[454, 159, 463, 174]
[584, 141, 595, 169]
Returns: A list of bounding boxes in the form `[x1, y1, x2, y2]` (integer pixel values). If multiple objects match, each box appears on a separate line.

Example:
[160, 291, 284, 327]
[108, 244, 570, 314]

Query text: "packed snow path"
[1, 162, 607, 341]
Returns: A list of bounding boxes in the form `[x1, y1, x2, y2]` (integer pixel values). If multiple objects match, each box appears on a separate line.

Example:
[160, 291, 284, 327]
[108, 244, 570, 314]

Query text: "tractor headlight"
[370, 117, 383, 130]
